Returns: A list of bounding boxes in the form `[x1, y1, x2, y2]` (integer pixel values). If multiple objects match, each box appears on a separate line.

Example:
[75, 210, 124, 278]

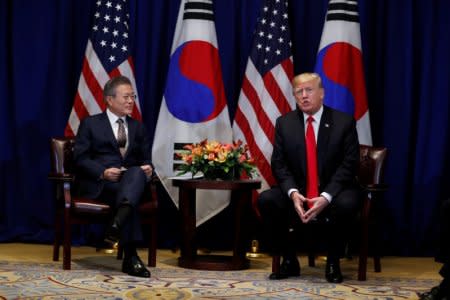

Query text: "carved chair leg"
[374, 256, 381, 272]
[53, 210, 62, 261]
[306, 227, 316, 267]
[272, 255, 280, 273]
[117, 243, 124, 260]
[148, 218, 157, 267]
[63, 212, 71, 270]
[308, 253, 316, 267]
[358, 196, 371, 281]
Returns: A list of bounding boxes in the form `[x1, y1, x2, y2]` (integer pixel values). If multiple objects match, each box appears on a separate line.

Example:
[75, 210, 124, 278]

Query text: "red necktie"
[305, 116, 318, 207]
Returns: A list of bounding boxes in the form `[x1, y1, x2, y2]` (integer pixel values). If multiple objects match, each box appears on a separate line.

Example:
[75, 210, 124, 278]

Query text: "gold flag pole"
[96, 242, 118, 254]
[246, 239, 267, 258]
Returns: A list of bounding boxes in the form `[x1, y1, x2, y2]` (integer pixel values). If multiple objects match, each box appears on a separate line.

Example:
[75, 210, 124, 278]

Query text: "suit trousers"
[258, 186, 361, 261]
[98, 166, 147, 244]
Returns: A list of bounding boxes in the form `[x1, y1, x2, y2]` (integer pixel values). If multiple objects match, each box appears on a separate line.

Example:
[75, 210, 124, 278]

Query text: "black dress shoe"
[325, 261, 343, 283]
[419, 286, 444, 300]
[122, 255, 151, 278]
[104, 222, 121, 245]
[269, 257, 301, 280]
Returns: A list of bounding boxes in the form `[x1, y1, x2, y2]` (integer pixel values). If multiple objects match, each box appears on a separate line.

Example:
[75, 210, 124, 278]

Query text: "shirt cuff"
[288, 188, 299, 198]
[321, 192, 332, 203]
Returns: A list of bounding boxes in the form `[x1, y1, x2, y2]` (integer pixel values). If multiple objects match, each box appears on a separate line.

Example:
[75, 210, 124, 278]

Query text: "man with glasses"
[74, 75, 153, 278]
[258, 72, 360, 283]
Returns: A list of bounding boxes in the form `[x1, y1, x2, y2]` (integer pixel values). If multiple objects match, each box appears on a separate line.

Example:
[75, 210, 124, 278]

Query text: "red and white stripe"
[233, 57, 296, 192]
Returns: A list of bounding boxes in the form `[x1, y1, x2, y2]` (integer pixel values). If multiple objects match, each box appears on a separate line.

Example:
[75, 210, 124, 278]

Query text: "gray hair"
[103, 76, 132, 99]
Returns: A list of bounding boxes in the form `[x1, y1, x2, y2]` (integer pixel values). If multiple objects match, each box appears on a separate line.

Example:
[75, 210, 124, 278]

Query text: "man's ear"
[105, 96, 112, 107]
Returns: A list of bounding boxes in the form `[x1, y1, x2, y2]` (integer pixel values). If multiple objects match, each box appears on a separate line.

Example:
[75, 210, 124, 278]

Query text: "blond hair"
[291, 72, 323, 88]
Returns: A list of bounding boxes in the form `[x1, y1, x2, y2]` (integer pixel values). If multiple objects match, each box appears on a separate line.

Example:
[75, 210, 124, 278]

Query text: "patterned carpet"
[0, 254, 437, 299]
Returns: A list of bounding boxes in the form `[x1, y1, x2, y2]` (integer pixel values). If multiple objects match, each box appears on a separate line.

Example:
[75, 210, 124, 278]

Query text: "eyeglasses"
[114, 94, 137, 101]
[293, 87, 314, 96]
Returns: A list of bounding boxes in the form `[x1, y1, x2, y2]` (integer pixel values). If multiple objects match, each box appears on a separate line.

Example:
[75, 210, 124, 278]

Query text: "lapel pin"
[325, 123, 330, 128]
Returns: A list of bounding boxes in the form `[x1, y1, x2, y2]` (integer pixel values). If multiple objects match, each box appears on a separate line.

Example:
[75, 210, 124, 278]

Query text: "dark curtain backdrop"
[1, 0, 449, 256]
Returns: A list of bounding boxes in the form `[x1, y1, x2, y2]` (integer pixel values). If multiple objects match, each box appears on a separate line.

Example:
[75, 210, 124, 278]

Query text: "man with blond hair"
[258, 72, 361, 283]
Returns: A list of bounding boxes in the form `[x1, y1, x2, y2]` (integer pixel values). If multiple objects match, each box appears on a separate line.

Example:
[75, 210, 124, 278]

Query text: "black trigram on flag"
[173, 142, 193, 172]
[326, 0, 359, 23]
[183, 0, 214, 21]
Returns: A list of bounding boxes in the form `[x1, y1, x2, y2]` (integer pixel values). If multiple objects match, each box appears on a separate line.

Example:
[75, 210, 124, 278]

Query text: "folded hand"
[140, 164, 153, 178]
[303, 196, 329, 223]
[103, 167, 122, 182]
[291, 191, 308, 223]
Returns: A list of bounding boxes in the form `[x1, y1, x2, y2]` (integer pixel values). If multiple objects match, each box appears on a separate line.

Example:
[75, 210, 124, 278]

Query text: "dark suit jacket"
[73, 112, 151, 199]
[271, 105, 359, 198]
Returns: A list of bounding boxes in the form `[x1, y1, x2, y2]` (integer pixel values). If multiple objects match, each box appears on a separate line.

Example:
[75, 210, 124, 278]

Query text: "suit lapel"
[317, 106, 332, 176]
[99, 112, 119, 148]
[294, 109, 307, 175]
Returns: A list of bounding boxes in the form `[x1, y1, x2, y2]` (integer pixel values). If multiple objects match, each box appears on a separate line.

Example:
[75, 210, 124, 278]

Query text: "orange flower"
[216, 149, 229, 163]
[183, 154, 193, 164]
[223, 143, 233, 151]
[176, 139, 256, 179]
[192, 146, 203, 156]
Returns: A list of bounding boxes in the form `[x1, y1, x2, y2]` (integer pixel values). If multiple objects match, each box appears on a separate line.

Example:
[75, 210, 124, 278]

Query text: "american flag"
[65, 0, 141, 137]
[232, 0, 296, 192]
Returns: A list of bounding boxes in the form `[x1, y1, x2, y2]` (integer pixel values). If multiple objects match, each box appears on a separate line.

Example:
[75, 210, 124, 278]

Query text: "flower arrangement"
[177, 139, 256, 180]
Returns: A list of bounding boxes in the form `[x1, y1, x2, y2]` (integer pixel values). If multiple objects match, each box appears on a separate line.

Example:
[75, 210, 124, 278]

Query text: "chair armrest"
[48, 173, 75, 209]
[48, 173, 75, 182]
[62, 181, 73, 208]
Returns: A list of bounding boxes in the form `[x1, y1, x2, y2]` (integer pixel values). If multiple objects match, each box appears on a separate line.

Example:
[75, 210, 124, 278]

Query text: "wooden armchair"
[48, 137, 158, 270]
[271, 145, 388, 281]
